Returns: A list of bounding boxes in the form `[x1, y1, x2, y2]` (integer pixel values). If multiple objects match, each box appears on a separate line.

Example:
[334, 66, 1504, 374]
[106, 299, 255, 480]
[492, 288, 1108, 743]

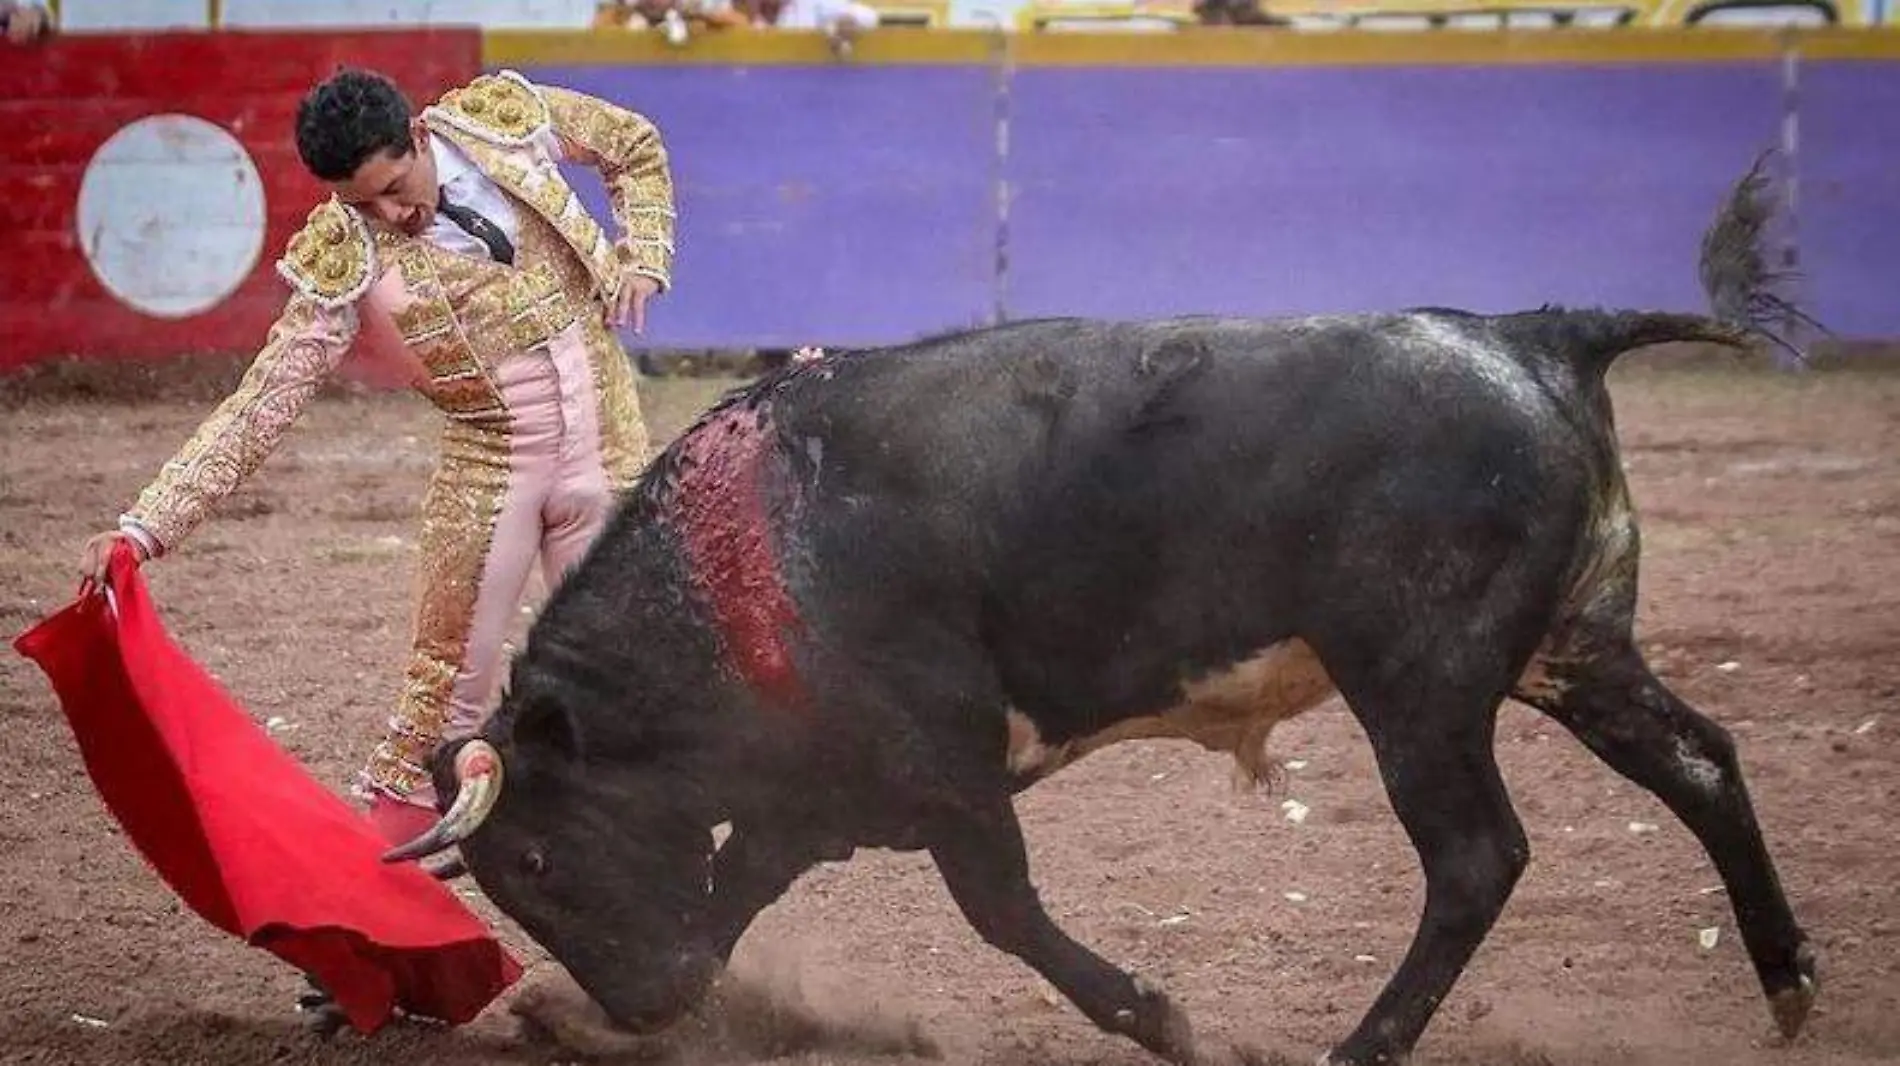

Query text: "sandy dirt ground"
[1, 359, 1895, 1066]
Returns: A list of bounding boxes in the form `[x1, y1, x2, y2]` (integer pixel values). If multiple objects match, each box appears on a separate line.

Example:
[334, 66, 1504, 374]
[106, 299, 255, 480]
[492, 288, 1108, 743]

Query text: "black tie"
[437, 188, 515, 265]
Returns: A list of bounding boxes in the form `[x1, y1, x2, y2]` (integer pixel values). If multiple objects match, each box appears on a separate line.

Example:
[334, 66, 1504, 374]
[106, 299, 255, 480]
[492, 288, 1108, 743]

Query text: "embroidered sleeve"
[122, 294, 359, 553]
[538, 84, 678, 292]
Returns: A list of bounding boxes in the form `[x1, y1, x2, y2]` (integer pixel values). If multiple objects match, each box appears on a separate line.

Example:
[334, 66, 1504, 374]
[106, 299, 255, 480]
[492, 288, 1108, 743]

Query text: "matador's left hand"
[610, 272, 663, 334]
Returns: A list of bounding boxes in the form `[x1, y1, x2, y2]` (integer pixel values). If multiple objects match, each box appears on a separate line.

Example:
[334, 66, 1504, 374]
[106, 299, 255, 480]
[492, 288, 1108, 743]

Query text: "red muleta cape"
[12, 544, 522, 1033]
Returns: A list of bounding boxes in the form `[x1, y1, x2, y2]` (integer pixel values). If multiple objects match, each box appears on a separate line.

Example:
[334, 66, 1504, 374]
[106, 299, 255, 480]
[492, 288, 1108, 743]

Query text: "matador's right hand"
[79, 530, 148, 592]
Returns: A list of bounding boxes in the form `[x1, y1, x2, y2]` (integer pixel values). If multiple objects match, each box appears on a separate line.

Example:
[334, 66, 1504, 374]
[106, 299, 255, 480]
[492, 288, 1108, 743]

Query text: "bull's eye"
[522, 847, 550, 877]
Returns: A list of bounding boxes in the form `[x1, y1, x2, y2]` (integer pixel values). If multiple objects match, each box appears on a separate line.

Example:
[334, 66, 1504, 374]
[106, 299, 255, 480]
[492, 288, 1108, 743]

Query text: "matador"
[80, 67, 676, 847]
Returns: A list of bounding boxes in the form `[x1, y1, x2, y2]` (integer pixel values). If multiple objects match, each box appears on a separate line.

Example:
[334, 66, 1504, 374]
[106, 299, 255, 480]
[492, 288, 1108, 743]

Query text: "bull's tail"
[1695, 149, 1828, 354]
[1505, 151, 1826, 375]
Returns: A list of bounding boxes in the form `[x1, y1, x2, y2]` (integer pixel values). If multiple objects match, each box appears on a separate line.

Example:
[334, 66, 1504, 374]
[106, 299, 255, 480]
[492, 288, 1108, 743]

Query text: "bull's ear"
[512, 695, 586, 766]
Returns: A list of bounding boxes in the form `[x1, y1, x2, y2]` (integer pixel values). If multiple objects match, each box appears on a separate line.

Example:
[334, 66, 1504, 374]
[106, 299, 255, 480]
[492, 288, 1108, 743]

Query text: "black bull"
[388, 161, 1818, 1066]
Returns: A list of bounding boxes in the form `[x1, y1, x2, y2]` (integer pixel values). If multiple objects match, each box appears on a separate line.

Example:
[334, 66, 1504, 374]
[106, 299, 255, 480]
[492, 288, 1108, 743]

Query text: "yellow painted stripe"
[483, 27, 1000, 66]
[484, 25, 1900, 68]
[1012, 26, 1787, 65]
[1256, 0, 1647, 14]
[1792, 26, 1900, 58]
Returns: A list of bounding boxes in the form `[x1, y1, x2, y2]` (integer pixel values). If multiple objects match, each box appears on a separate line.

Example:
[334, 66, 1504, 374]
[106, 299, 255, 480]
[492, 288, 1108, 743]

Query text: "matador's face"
[335, 119, 440, 237]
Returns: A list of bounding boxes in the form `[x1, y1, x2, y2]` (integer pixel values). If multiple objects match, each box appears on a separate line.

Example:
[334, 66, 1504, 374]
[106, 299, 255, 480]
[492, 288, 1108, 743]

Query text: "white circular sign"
[76, 114, 268, 319]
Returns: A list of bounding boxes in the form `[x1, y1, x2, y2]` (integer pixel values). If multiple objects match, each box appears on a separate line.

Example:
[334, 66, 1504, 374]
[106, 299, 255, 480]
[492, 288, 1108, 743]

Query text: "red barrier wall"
[0, 30, 481, 371]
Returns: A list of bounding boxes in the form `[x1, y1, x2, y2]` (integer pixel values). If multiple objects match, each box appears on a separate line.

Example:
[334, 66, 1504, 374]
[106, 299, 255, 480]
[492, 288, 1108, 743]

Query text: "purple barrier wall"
[1004, 64, 1783, 321]
[518, 60, 1897, 347]
[534, 64, 998, 348]
[1798, 61, 1900, 339]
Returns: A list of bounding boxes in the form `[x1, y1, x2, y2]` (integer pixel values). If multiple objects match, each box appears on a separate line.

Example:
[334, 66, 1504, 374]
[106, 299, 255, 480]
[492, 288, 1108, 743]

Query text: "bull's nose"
[619, 1008, 684, 1036]
[613, 991, 697, 1036]
[599, 954, 722, 1036]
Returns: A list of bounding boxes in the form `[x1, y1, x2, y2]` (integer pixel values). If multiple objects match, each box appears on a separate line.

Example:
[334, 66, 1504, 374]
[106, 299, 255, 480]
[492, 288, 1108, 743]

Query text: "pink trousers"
[365, 322, 622, 833]
[443, 329, 614, 737]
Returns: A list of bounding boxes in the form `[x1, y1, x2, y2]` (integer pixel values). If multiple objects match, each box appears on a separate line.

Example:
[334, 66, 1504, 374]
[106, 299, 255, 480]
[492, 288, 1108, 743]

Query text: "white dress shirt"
[424, 131, 546, 262]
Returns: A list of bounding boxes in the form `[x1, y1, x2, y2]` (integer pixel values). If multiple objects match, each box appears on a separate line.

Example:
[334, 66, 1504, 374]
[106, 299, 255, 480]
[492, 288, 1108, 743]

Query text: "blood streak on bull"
[667, 402, 809, 713]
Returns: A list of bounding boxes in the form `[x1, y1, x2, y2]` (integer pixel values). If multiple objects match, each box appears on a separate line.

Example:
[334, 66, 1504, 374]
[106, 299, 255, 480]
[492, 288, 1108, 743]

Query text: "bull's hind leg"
[1295, 531, 1573, 1065]
[1319, 665, 1532, 1066]
[927, 795, 1200, 1065]
[1515, 640, 1817, 1038]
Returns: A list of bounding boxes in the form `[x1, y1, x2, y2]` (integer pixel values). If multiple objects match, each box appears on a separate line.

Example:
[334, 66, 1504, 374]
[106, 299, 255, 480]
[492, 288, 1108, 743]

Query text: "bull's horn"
[420, 851, 469, 881]
[381, 741, 504, 864]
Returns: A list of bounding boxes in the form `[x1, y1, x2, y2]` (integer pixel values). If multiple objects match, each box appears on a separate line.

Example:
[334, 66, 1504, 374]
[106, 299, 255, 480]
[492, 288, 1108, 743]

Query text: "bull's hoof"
[1769, 941, 1821, 1041]
[1117, 977, 1198, 1066]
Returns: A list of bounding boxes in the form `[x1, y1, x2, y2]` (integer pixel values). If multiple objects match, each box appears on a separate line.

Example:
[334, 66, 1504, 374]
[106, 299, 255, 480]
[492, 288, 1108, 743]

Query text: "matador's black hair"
[295, 67, 415, 182]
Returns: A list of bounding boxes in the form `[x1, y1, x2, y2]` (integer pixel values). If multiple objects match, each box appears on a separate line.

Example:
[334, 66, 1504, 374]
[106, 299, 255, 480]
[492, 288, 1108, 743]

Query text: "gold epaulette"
[425, 70, 553, 148]
[276, 198, 376, 309]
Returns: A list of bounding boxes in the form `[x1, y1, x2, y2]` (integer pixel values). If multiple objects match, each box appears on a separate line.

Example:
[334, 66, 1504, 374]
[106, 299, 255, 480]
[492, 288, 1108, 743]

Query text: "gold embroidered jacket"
[120, 71, 675, 553]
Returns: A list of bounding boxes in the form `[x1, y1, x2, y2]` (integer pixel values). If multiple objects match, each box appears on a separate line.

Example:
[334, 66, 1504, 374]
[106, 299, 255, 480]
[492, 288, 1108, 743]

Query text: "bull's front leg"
[927, 795, 1202, 1066]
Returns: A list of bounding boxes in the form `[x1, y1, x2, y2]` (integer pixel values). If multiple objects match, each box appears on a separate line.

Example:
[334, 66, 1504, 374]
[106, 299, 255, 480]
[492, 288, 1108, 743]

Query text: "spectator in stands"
[594, 0, 747, 44]
[1193, 0, 1288, 24]
[745, 0, 880, 57]
[1, 1, 53, 43]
